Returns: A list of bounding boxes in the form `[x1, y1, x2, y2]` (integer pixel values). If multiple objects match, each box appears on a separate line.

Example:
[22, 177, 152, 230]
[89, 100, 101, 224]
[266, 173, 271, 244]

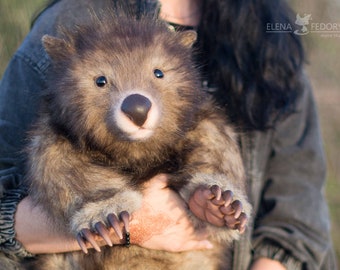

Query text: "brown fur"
[22, 9, 251, 270]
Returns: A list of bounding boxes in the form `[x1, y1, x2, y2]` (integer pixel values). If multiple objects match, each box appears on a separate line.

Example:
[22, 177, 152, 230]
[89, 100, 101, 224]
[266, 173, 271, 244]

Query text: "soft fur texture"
[22, 9, 251, 270]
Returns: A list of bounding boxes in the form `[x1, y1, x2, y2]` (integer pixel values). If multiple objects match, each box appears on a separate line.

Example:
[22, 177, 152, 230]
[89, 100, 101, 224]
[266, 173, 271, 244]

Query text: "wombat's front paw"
[219, 194, 248, 234]
[189, 185, 248, 233]
[76, 211, 131, 254]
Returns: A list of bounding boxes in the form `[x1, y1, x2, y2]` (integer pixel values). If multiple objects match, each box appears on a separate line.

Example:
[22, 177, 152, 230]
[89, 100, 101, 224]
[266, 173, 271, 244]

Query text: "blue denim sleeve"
[0, 53, 46, 192]
[0, 51, 47, 256]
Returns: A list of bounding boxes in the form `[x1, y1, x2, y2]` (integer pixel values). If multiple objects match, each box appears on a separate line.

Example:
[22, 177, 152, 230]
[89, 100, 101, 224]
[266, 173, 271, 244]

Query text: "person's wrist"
[0, 188, 34, 257]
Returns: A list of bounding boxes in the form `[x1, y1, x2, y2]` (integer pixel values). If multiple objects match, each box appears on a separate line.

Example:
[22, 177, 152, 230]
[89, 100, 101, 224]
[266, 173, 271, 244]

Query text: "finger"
[80, 228, 101, 252]
[188, 195, 207, 221]
[205, 210, 226, 227]
[198, 187, 214, 201]
[190, 194, 225, 224]
[211, 193, 226, 206]
[222, 190, 233, 206]
[210, 185, 222, 201]
[95, 222, 112, 246]
[76, 233, 89, 254]
[120, 211, 130, 233]
[224, 215, 238, 229]
[108, 213, 123, 239]
[219, 204, 234, 215]
[231, 200, 243, 219]
[236, 213, 248, 233]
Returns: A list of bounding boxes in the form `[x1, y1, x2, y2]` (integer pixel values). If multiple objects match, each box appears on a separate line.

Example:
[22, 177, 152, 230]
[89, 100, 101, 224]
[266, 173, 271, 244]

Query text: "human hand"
[188, 185, 248, 233]
[129, 174, 213, 252]
[250, 258, 286, 270]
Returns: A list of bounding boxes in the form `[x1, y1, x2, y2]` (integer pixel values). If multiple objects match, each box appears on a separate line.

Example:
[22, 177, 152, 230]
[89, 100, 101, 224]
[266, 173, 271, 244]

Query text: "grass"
[0, 0, 45, 75]
[1, 0, 339, 266]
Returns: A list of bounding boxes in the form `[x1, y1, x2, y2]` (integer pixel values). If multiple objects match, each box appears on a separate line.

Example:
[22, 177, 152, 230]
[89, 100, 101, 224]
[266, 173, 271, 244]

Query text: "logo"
[266, 13, 340, 37]
[294, 14, 312, 35]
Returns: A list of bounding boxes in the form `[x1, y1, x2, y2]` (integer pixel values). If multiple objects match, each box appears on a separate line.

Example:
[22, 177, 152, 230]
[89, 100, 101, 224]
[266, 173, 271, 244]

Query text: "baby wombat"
[23, 8, 251, 270]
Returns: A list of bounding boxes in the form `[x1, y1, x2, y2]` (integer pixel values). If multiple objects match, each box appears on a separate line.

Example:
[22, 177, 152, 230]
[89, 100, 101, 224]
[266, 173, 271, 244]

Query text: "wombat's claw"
[76, 233, 88, 254]
[108, 213, 123, 239]
[107, 211, 130, 246]
[210, 187, 248, 232]
[231, 200, 242, 218]
[224, 211, 248, 233]
[95, 222, 112, 246]
[77, 228, 101, 254]
[211, 187, 233, 207]
[210, 185, 222, 202]
[221, 190, 233, 206]
[236, 212, 248, 233]
[120, 211, 130, 234]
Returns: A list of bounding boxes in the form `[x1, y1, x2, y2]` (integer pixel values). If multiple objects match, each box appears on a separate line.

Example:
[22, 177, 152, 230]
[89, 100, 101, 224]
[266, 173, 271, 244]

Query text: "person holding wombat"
[0, 0, 336, 269]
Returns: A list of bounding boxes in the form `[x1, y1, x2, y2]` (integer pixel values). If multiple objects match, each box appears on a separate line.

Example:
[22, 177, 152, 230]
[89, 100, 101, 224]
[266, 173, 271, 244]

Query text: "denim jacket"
[0, 0, 336, 269]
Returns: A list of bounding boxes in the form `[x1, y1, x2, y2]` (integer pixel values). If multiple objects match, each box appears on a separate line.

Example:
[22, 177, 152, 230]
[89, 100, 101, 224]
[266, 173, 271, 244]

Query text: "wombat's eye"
[95, 76, 107, 87]
[154, 69, 164, 79]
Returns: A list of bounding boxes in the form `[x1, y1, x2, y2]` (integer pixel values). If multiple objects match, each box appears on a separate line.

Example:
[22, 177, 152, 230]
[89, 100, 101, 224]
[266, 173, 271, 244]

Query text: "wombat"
[22, 8, 251, 270]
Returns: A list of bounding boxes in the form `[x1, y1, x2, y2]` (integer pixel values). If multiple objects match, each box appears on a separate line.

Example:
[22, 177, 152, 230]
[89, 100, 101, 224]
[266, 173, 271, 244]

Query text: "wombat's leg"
[188, 185, 248, 233]
[76, 211, 131, 254]
[72, 190, 142, 253]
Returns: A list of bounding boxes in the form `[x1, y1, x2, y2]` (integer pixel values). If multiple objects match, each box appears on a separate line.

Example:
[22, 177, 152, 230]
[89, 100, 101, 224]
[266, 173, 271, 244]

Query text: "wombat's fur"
[22, 9, 251, 270]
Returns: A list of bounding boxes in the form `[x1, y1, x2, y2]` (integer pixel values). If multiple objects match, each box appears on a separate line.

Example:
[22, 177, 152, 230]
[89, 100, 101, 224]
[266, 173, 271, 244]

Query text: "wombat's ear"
[178, 30, 197, 48]
[42, 35, 73, 60]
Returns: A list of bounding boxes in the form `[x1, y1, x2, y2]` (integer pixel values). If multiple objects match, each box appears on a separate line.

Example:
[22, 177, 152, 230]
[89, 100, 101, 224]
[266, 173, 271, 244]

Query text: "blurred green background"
[0, 0, 339, 266]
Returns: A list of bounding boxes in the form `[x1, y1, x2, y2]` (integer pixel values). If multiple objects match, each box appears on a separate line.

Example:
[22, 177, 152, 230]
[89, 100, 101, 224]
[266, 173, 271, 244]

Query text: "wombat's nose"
[121, 94, 152, 126]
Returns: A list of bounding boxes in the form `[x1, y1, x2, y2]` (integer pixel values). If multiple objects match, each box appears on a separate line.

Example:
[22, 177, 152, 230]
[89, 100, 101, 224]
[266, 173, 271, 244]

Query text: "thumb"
[143, 174, 169, 190]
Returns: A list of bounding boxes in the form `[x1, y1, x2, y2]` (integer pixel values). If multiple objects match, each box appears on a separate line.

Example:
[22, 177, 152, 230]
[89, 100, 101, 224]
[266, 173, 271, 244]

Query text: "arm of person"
[251, 76, 335, 269]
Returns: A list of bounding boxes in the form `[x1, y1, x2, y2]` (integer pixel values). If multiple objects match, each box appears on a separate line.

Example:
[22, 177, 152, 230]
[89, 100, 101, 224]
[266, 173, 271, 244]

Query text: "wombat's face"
[42, 17, 202, 153]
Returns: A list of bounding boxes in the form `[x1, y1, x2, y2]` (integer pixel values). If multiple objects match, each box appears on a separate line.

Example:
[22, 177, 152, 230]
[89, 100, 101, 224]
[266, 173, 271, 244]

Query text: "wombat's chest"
[89, 148, 187, 186]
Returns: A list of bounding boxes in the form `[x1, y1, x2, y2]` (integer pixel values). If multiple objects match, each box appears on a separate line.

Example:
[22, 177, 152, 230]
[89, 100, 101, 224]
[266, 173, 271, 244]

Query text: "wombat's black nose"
[121, 94, 152, 126]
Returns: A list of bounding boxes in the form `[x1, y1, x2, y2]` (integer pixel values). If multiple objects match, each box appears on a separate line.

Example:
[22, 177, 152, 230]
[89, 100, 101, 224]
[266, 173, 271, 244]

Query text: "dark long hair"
[33, 0, 304, 131]
[197, 0, 304, 130]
